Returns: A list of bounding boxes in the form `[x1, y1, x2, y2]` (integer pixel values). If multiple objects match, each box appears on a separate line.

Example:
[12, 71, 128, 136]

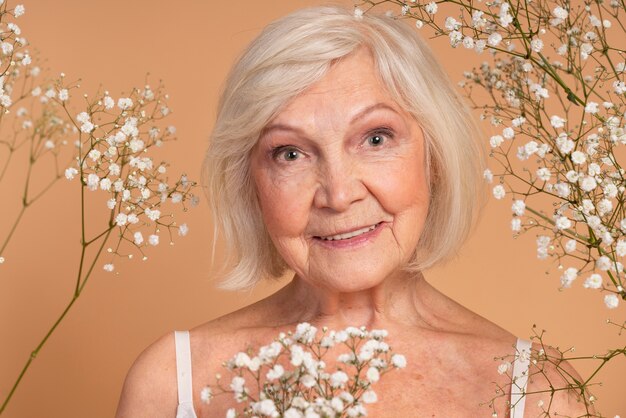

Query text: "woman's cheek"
[258, 169, 315, 237]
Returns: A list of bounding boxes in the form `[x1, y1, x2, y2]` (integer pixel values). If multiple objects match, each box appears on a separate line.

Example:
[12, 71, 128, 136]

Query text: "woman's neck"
[268, 270, 444, 331]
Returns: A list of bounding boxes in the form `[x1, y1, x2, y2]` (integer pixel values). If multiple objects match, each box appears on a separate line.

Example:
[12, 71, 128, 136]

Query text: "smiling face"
[250, 47, 430, 293]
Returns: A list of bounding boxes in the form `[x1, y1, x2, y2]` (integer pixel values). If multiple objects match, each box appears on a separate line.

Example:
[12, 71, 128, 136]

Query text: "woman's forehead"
[268, 51, 406, 128]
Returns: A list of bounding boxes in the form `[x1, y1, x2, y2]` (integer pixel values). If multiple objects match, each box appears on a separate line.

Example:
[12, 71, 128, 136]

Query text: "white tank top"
[173, 331, 531, 418]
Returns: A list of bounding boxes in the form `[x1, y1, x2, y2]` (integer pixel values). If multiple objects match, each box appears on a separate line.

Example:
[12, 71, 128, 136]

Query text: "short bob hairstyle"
[203, 5, 487, 291]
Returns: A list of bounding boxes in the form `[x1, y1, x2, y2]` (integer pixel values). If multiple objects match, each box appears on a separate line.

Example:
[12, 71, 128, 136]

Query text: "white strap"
[174, 330, 194, 404]
[510, 338, 532, 418]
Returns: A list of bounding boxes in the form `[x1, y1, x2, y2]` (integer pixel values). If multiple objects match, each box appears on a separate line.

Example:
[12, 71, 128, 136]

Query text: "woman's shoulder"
[113, 306, 268, 416]
[520, 341, 593, 416]
[115, 330, 180, 418]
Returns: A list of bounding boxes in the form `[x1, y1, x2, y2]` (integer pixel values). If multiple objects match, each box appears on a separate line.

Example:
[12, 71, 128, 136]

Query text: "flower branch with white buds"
[0, 1, 198, 413]
[200, 323, 407, 418]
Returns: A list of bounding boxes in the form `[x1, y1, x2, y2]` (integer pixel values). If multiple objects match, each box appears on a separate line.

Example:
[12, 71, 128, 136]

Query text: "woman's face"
[250, 48, 430, 293]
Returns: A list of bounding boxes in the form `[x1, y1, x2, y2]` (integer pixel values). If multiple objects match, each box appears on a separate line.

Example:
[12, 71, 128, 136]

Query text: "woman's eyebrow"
[349, 102, 400, 125]
[260, 102, 400, 138]
[259, 123, 306, 139]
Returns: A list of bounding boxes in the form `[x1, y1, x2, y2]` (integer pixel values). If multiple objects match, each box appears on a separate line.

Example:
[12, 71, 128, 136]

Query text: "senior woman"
[115, 5, 587, 418]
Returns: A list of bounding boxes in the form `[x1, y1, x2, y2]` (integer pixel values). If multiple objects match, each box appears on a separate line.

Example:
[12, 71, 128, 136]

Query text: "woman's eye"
[368, 134, 385, 146]
[272, 147, 301, 162]
[365, 129, 393, 147]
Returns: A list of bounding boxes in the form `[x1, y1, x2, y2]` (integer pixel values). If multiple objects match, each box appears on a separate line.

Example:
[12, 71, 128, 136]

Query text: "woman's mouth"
[317, 223, 379, 241]
[313, 222, 384, 248]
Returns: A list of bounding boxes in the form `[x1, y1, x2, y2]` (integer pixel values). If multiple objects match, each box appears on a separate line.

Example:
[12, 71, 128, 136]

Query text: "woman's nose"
[313, 157, 367, 212]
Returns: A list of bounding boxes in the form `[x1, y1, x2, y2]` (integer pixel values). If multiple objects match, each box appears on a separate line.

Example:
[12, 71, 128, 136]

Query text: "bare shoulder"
[115, 331, 179, 418]
[519, 342, 595, 417]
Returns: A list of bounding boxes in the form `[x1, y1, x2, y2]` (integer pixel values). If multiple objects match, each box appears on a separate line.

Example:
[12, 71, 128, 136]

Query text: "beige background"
[0, 1, 623, 417]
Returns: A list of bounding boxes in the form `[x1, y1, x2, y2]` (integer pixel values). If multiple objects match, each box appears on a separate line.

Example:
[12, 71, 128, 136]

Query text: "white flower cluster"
[202, 323, 406, 417]
[415, 0, 626, 310]
[62, 84, 197, 272]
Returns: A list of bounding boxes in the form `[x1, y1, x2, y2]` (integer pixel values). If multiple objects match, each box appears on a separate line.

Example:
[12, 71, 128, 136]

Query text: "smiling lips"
[315, 222, 381, 241]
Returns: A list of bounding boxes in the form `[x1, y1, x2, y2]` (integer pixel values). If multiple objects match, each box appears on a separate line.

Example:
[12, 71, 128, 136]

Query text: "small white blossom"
[266, 364, 285, 381]
[487, 32, 503, 46]
[585, 102, 599, 114]
[484, 168, 493, 183]
[555, 182, 571, 198]
[490, 135, 504, 148]
[564, 239, 577, 253]
[80, 121, 94, 133]
[200, 387, 212, 404]
[104, 96, 115, 109]
[58, 89, 69, 101]
[424, 1, 438, 14]
[13, 4, 25, 17]
[580, 176, 598, 192]
[583, 274, 603, 289]
[552, 6, 568, 19]
[596, 255, 612, 271]
[604, 294, 619, 309]
[560, 267, 578, 288]
[86, 173, 99, 191]
[133, 231, 144, 245]
[391, 353, 406, 368]
[502, 127, 515, 139]
[330, 371, 349, 388]
[65, 167, 78, 180]
[536, 167, 551, 181]
[497, 361, 511, 375]
[555, 215, 572, 230]
[178, 223, 189, 237]
[99, 178, 112, 191]
[512, 200, 526, 216]
[493, 184, 506, 199]
[462, 36, 475, 49]
[362, 390, 378, 404]
[148, 234, 159, 246]
[597, 198, 613, 216]
[117, 97, 133, 110]
[115, 213, 128, 226]
[103, 263, 114, 272]
[366, 367, 380, 383]
[530, 38, 544, 52]
[571, 151, 586, 165]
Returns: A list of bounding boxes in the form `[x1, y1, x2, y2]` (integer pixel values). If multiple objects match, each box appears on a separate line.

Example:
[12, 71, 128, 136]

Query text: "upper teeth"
[319, 224, 378, 241]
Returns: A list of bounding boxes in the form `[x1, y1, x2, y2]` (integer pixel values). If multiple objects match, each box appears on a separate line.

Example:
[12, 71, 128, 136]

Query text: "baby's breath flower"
[492, 184, 506, 199]
[200, 386, 212, 404]
[604, 293, 619, 309]
[13, 4, 25, 17]
[65, 167, 78, 180]
[560, 267, 578, 288]
[424, 1, 437, 14]
[117, 97, 133, 110]
[584, 274, 603, 289]
[497, 361, 511, 374]
[148, 234, 159, 246]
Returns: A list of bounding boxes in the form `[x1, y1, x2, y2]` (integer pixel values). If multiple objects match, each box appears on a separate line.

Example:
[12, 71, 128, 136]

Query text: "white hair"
[203, 4, 487, 291]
